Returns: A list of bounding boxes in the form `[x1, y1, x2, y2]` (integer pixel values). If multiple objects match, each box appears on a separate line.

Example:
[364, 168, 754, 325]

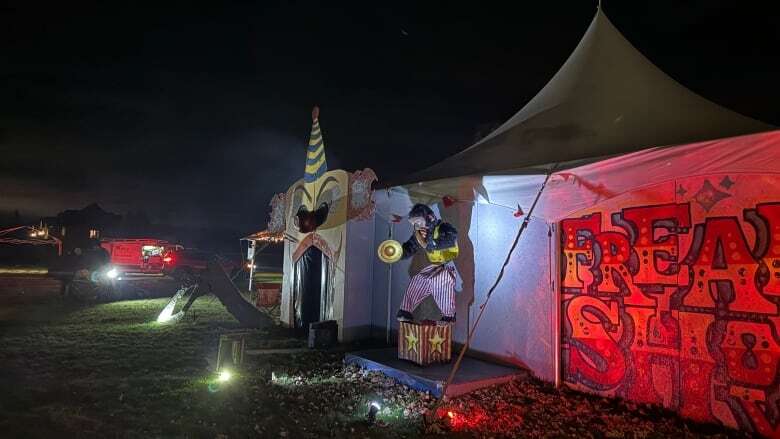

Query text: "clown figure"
[396, 204, 459, 323]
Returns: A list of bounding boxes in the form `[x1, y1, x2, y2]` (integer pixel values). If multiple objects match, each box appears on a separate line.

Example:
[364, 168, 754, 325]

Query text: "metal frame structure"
[0, 225, 62, 256]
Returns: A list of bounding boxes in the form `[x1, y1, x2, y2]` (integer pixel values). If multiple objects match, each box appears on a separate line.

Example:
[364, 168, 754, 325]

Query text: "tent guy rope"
[434, 164, 558, 407]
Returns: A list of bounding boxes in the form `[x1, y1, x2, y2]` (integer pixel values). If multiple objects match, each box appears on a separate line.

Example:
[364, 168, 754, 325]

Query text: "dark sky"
[2, 0, 778, 232]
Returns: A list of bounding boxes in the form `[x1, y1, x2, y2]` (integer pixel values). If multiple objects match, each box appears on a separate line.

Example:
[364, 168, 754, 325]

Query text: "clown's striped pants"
[400, 263, 456, 317]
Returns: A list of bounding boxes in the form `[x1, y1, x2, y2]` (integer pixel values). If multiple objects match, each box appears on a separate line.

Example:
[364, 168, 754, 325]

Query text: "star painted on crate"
[405, 331, 419, 353]
[720, 176, 735, 189]
[676, 185, 687, 198]
[693, 179, 730, 212]
[429, 331, 445, 354]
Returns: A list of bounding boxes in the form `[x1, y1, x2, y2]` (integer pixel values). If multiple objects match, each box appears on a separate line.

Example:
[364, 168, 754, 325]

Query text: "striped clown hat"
[304, 106, 327, 183]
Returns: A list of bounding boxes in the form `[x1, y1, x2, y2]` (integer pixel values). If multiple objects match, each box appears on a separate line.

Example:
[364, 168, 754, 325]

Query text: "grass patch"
[0, 298, 243, 437]
[0, 266, 48, 275]
[0, 297, 423, 438]
[1, 293, 734, 438]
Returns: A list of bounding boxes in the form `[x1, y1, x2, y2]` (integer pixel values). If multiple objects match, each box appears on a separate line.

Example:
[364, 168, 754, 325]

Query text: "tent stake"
[435, 164, 557, 407]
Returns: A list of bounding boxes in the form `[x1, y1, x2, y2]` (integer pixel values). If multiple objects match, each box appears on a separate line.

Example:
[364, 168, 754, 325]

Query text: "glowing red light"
[436, 406, 489, 430]
[163, 256, 172, 263]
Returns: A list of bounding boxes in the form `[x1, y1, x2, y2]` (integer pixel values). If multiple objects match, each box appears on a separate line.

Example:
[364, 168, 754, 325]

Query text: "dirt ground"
[0, 276, 753, 438]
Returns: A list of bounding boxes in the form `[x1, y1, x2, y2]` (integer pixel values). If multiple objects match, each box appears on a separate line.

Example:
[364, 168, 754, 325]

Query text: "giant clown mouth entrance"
[291, 233, 337, 330]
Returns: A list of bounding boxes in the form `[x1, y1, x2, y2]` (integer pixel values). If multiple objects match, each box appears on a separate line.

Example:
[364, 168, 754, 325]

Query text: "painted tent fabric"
[558, 130, 780, 434]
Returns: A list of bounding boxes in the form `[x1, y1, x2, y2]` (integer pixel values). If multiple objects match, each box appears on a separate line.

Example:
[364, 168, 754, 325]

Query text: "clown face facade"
[267, 108, 377, 341]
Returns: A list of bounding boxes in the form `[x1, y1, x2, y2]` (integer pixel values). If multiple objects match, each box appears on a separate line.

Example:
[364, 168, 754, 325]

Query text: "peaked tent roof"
[404, 8, 772, 184]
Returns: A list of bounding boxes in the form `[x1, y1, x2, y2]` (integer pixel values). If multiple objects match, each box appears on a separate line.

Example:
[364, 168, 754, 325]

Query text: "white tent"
[367, 7, 775, 394]
[401, 8, 771, 185]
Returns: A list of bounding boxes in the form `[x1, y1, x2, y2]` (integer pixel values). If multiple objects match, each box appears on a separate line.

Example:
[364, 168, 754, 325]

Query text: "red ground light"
[436, 406, 491, 430]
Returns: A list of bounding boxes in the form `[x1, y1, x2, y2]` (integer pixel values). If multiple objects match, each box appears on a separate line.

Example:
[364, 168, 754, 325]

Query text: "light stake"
[217, 370, 232, 382]
[367, 401, 381, 423]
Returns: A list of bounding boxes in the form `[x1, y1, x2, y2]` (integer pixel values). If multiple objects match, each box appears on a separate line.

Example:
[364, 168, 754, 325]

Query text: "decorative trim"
[268, 192, 287, 233]
[348, 168, 378, 221]
[292, 233, 333, 262]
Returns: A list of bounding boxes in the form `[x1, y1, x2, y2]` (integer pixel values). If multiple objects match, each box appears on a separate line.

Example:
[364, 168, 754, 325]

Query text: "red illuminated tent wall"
[556, 130, 780, 435]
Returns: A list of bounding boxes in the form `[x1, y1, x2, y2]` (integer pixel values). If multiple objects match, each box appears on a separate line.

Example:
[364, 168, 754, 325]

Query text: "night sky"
[2, 1, 778, 232]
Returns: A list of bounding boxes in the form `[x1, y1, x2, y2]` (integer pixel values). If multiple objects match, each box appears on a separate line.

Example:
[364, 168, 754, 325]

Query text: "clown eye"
[314, 202, 329, 225]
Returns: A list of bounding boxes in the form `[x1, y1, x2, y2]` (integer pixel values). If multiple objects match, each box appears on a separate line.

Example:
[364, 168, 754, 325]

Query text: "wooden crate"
[398, 321, 452, 366]
[255, 283, 281, 307]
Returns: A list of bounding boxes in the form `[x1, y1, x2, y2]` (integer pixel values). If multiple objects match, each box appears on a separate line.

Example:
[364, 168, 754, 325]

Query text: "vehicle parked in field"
[100, 238, 178, 275]
[162, 247, 211, 279]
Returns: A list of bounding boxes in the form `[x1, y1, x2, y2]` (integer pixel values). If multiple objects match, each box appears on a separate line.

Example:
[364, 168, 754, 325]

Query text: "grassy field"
[0, 266, 48, 275]
[0, 290, 747, 438]
[0, 297, 426, 438]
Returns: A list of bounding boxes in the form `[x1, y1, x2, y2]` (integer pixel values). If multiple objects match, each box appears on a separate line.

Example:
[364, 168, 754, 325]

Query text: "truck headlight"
[106, 267, 119, 279]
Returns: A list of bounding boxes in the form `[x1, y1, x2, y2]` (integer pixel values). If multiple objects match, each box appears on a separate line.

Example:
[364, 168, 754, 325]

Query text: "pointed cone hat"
[304, 106, 328, 184]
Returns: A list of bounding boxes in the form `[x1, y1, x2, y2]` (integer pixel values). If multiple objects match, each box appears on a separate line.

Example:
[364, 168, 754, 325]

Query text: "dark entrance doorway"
[293, 246, 330, 330]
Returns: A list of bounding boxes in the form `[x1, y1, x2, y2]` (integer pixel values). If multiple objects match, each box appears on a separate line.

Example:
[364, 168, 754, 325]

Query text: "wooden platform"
[345, 348, 523, 398]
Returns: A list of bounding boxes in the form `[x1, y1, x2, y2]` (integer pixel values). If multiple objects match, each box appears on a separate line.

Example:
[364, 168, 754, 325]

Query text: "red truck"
[100, 238, 241, 282]
[161, 247, 210, 278]
[100, 238, 179, 275]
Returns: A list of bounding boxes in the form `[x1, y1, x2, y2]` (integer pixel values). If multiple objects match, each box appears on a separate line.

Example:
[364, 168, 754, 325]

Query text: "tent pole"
[435, 165, 557, 405]
[248, 241, 256, 292]
[386, 222, 394, 344]
[551, 222, 562, 388]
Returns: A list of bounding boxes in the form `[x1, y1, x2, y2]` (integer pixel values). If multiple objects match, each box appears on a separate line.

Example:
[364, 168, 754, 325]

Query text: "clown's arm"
[401, 234, 421, 259]
[425, 222, 457, 251]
